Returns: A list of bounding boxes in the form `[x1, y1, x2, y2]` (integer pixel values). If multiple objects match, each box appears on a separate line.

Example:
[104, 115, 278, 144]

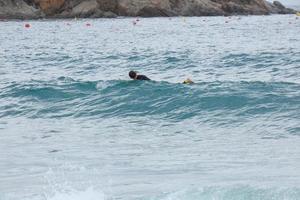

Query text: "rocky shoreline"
[0, 0, 296, 20]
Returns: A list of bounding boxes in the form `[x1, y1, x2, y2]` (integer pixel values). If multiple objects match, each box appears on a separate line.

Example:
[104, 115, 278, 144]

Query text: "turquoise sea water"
[0, 15, 300, 200]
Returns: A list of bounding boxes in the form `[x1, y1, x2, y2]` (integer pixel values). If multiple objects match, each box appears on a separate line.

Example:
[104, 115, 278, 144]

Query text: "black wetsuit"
[136, 75, 151, 80]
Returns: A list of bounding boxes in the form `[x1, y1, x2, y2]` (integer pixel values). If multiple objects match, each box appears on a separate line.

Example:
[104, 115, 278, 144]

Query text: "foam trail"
[47, 188, 105, 200]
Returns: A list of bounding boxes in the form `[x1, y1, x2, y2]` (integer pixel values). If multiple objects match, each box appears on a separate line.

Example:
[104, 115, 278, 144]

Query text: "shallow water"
[0, 15, 300, 200]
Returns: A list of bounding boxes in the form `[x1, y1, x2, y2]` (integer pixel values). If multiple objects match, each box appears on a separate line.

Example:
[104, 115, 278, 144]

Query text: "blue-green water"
[0, 15, 300, 200]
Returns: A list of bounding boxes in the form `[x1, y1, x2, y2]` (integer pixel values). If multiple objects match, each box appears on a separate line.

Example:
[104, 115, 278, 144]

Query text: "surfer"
[128, 71, 194, 84]
[183, 78, 194, 84]
[129, 71, 151, 81]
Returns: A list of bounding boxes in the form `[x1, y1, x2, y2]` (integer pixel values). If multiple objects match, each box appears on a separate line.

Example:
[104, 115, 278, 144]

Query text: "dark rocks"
[0, 0, 42, 19]
[90, 10, 118, 18]
[137, 6, 174, 17]
[273, 1, 285, 10]
[272, 1, 295, 14]
[221, 1, 269, 15]
[52, 0, 119, 18]
[0, 0, 296, 19]
[182, 0, 224, 16]
[102, 11, 118, 18]
[97, 0, 118, 12]
[67, 0, 119, 18]
[70, 0, 99, 17]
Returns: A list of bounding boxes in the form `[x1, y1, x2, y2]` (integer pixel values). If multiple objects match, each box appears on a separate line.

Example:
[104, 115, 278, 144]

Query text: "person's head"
[129, 71, 137, 79]
[183, 78, 194, 84]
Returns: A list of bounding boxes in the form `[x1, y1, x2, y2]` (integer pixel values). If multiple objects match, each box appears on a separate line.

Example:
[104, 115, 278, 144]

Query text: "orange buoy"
[25, 23, 31, 28]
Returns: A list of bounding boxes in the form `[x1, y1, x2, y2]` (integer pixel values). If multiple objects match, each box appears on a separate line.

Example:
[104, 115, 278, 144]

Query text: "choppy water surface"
[0, 15, 300, 200]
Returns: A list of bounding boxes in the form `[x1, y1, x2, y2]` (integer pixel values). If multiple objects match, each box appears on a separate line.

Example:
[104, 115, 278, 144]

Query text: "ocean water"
[0, 15, 300, 200]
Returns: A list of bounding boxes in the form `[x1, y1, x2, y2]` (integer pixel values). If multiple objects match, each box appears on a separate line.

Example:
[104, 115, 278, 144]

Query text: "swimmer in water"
[183, 78, 194, 84]
[129, 71, 151, 81]
[129, 71, 194, 84]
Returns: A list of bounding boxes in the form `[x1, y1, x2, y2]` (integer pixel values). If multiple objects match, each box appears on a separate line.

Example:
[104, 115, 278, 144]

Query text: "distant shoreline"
[0, 14, 298, 22]
[0, 0, 296, 20]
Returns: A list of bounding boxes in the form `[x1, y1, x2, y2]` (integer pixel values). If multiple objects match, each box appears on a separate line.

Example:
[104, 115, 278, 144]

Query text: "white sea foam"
[47, 188, 105, 200]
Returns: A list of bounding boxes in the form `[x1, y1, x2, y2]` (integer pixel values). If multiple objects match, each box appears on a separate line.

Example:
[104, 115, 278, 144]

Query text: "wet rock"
[90, 9, 117, 18]
[102, 11, 118, 18]
[90, 9, 104, 18]
[71, 0, 99, 17]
